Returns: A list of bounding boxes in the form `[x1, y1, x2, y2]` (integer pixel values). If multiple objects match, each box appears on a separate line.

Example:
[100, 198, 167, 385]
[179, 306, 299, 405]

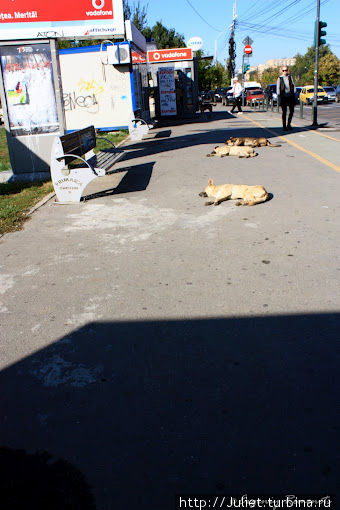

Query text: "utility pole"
[312, 0, 321, 126]
[227, 0, 237, 80]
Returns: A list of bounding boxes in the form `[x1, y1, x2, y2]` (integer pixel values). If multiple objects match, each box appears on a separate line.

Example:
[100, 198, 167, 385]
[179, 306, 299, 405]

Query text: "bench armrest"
[132, 118, 148, 126]
[57, 153, 99, 175]
[95, 135, 116, 150]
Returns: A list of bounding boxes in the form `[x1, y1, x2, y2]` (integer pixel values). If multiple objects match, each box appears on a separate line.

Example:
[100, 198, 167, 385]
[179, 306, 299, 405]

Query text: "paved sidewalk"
[0, 108, 339, 509]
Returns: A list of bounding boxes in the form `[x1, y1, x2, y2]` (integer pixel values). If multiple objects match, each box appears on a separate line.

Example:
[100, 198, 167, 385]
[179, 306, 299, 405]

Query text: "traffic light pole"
[312, 0, 321, 126]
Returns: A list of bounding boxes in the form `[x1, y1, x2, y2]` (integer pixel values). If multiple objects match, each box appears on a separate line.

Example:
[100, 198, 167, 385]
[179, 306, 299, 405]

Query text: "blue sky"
[145, 0, 340, 71]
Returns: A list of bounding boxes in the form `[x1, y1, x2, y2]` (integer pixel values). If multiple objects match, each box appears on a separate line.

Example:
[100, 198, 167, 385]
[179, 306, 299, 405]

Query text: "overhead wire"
[183, 0, 223, 32]
[237, 0, 335, 44]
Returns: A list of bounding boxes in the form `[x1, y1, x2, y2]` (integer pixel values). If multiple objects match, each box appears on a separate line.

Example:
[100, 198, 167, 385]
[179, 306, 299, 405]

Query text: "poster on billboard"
[158, 67, 177, 116]
[0, 0, 124, 40]
[0, 43, 59, 136]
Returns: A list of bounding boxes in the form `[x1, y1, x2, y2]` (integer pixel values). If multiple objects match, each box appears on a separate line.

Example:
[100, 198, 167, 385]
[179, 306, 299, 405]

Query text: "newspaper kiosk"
[147, 48, 198, 120]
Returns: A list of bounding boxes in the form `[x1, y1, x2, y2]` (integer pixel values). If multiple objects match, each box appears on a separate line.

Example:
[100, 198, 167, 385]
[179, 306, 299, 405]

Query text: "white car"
[323, 86, 336, 102]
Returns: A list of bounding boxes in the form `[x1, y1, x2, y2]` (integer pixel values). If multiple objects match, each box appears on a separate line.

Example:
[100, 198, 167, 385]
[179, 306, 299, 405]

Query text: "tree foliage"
[260, 67, 281, 87]
[123, 0, 148, 32]
[196, 51, 231, 91]
[255, 45, 339, 88]
[143, 22, 185, 49]
[290, 45, 333, 85]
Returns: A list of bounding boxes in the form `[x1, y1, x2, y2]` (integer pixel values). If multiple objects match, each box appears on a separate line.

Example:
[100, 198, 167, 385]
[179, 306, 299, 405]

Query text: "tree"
[143, 21, 185, 49]
[248, 69, 260, 83]
[196, 51, 230, 91]
[318, 53, 340, 85]
[291, 44, 332, 85]
[261, 67, 281, 87]
[123, 0, 148, 32]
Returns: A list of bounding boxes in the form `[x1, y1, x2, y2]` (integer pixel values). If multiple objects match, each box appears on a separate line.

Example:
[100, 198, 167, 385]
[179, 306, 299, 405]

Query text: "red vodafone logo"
[92, 0, 105, 8]
[244, 45, 252, 54]
[147, 48, 193, 63]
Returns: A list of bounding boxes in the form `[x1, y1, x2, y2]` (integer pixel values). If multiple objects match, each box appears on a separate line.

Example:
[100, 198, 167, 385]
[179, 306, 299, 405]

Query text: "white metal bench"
[50, 125, 125, 203]
[128, 116, 151, 141]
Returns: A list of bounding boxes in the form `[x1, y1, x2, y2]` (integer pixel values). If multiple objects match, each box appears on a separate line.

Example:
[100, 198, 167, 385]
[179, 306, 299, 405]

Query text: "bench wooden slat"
[60, 126, 96, 163]
[87, 151, 125, 170]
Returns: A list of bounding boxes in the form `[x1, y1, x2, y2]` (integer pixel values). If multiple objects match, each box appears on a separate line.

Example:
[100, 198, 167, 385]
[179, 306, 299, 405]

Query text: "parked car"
[264, 84, 278, 104]
[323, 86, 336, 102]
[299, 85, 328, 104]
[295, 87, 302, 104]
[222, 88, 234, 106]
[246, 89, 264, 105]
[336, 84, 340, 102]
[214, 88, 226, 102]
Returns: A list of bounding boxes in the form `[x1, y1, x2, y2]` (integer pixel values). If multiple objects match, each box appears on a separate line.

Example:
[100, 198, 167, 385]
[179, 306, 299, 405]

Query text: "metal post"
[313, 0, 321, 126]
[299, 99, 303, 118]
[50, 38, 66, 135]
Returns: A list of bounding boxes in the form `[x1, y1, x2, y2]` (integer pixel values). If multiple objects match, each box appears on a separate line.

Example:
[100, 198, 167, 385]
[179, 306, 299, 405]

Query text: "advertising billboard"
[158, 67, 177, 116]
[0, 43, 59, 136]
[147, 48, 193, 64]
[0, 0, 124, 40]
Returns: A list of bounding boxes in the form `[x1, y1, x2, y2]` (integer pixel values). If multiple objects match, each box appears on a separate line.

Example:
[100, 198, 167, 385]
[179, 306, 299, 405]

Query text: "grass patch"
[0, 128, 11, 172]
[0, 129, 128, 235]
[95, 130, 129, 152]
[0, 181, 54, 235]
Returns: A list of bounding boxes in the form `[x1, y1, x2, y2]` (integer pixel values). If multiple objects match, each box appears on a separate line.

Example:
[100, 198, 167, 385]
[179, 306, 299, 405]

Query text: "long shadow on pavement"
[121, 122, 311, 163]
[1, 313, 338, 509]
[82, 161, 154, 202]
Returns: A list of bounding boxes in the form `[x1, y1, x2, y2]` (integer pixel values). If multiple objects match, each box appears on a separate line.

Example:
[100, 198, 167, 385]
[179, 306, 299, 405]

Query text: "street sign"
[244, 45, 252, 54]
[242, 36, 254, 46]
[187, 36, 203, 51]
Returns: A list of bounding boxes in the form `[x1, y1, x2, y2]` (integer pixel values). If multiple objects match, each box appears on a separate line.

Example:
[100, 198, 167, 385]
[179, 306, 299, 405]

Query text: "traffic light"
[315, 20, 327, 46]
[244, 64, 250, 72]
[318, 21, 327, 46]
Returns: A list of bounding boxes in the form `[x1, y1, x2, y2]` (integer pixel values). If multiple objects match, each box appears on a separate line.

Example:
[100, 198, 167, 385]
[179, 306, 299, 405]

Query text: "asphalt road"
[0, 108, 339, 509]
[298, 101, 340, 129]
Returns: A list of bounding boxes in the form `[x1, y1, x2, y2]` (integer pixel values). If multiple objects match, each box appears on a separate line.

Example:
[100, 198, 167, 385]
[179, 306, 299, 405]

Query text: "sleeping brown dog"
[226, 136, 281, 147]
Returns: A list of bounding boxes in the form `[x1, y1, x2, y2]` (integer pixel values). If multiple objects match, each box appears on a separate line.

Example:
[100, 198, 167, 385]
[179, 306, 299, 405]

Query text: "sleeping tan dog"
[207, 145, 257, 158]
[199, 178, 269, 206]
[226, 136, 281, 147]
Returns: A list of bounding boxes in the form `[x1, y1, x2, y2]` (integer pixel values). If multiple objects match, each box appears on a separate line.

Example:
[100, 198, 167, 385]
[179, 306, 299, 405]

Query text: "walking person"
[276, 66, 296, 131]
[230, 77, 243, 114]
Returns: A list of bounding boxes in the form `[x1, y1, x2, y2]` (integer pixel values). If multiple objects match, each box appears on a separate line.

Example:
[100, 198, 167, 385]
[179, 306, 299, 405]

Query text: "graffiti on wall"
[63, 78, 105, 113]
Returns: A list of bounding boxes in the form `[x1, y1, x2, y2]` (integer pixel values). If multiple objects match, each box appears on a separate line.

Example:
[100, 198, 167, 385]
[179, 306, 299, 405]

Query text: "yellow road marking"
[241, 114, 340, 173]
[303, 129, 339, 142]
[244, 111, 340, 141]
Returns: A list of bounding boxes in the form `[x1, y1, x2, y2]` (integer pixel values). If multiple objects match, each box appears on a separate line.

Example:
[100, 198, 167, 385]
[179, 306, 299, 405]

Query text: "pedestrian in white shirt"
[230, 77, 243, 114]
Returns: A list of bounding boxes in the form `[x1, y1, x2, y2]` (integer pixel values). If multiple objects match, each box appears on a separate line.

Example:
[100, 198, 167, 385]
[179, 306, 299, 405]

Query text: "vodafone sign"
[147, 48, 193, 63]
[0, 0, 125, 39]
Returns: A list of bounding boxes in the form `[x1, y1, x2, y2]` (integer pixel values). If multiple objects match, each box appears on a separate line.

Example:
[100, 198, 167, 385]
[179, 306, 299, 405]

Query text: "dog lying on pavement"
[199, 179, 269, 206]
[207, 145, 257, 158]
[226, 136, 281, 147]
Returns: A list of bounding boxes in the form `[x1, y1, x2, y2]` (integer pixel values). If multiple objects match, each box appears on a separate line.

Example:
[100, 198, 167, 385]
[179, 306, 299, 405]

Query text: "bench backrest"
[59, 126, 96, 163]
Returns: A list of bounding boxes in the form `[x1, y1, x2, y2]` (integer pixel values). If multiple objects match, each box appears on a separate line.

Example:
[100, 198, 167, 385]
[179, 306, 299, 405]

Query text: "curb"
[27, 191, 56, 216]
[24, 133, 130, 215]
